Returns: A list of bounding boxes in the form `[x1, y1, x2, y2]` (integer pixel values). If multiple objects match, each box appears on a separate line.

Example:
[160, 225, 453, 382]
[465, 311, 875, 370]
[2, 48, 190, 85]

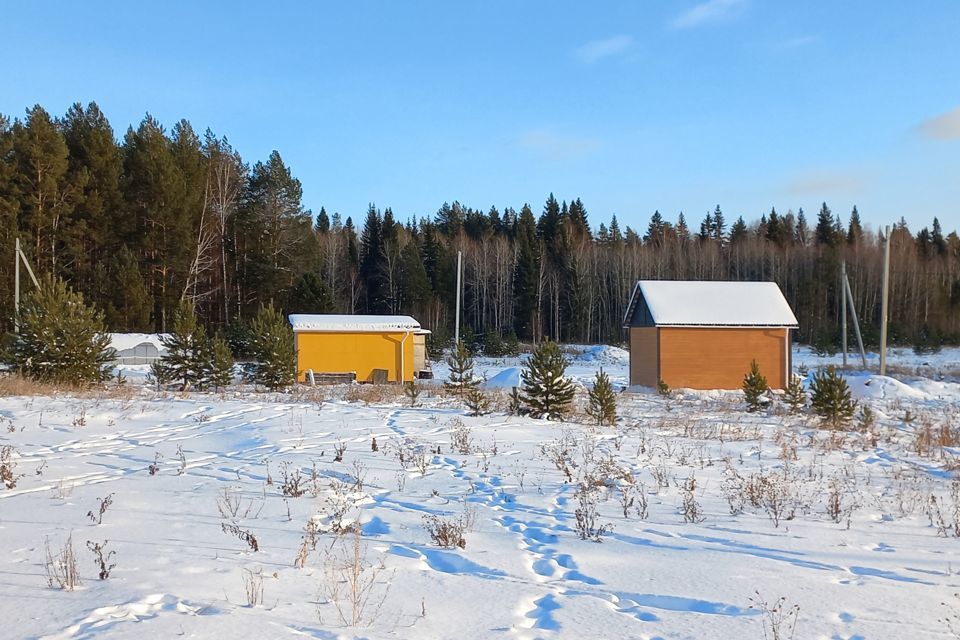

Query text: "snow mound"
[485, 367, 521, 389]
[567, 344, 629, 366]
[847, 374, 941, 402]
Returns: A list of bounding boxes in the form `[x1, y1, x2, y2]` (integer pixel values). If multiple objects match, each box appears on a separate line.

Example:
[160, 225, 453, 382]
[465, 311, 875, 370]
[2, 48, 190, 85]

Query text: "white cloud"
[671, 0, 745, 29]
[519, 130, 602, 162]
[916, 107, 960, 140]
[574, 35, 633, 64]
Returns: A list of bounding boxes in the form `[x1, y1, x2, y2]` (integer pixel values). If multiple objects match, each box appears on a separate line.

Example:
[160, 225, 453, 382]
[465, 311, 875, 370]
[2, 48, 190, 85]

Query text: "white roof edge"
[289, 314, 422, 332]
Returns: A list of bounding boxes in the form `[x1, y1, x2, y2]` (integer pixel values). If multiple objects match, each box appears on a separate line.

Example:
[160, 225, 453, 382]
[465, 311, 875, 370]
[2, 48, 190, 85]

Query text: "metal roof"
[623, 280, 799, 328]
[288, 314, 425, 333]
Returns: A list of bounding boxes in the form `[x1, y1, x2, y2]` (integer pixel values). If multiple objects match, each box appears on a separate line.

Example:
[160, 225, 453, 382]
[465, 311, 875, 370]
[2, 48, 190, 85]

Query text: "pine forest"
[2, 103, 959, 352]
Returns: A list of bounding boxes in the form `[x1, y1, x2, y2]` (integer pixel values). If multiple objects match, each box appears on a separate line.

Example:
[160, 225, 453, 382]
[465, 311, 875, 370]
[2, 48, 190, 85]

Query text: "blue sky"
[3, 1, 959, 232]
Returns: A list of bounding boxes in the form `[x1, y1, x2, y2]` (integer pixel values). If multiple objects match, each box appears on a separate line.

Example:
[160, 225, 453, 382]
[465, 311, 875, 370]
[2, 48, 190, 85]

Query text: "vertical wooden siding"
[629, 327, 659, 387]
[658, 327, 788, 390]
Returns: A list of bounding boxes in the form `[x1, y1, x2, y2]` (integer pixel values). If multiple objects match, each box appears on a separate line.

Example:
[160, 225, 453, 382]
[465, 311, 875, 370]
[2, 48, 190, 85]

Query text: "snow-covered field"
[2, 345, 960, 639]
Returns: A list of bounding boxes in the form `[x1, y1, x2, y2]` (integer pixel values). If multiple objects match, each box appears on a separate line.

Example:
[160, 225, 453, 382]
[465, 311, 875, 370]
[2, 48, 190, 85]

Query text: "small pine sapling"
[586, 368, 617, 426]
[784, 374, 807, 414]
[11, 275, 115, 385]
[208, 335, 235, 391]
[463, 385, 490, 416]
[810, 366, 856, 429]
[742, 359, 770, 412]
[249, 303, 296, 390]
[159, 300, 210, 391]
[148, 360, 173, 391]
[521, 340, 575, 420]
[444, 341, 479, 398]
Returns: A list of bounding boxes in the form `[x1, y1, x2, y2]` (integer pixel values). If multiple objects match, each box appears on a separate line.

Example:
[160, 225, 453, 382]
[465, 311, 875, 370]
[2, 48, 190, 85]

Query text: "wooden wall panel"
[659, 327, 787, 390]
[629, 327, 659, 387]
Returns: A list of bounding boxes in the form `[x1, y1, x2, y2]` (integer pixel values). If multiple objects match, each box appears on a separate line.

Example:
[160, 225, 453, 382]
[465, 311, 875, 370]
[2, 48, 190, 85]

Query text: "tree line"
[2, 102, 959, 351]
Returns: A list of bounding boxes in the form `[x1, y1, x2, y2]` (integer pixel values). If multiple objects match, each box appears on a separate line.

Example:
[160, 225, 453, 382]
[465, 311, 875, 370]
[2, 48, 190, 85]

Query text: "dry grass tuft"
[344, 384, 403, 405]
[0, 373, 137, 400]
[45, 534, 81, 590]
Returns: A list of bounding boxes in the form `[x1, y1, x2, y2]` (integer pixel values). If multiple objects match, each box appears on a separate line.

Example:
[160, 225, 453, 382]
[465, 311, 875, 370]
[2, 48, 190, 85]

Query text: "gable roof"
[623, 280, 799, 328]
[289, 314, 424, 333]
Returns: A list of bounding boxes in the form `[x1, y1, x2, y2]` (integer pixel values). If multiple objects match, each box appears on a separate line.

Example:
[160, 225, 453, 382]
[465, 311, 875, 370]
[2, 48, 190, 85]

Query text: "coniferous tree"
[711, 205, 726, 243]
[60, 101, 124, 299]
[608, 214, 622, 242]
[207, 335, 234, 391]
[809, 367, 856, 428]
[729, 216, 748, 244]
[0, 115, 16, 314]
[315, 207, 330, 233]
[784, 374, 807, 414]
[815, 202, 838, 246]
[644, 210, 667, 246]
[794, 208, 809, 246]
[586, 368, 617, 426]
[11, 105, 76, 275]
[931, 217, 946, 254]
[512, 204, 540, 339]
[521, 340, 575, 420]
[122, 115, 183, 331]
[148, 358, 173, 391]
[249, 302, 296, 390]
[11, 276, 115, 385]
[464, 385, 490, 416]
[675, 212, 690, 244]
[847, 206, 864, 245]
[160, 300, 209, 391]
[398, 239, 430, 315]
[239, 150, 313, 316]
[103, 246, 152, 331]
[742, 359, 770, 412]
[568, 198, 590, 237]
[288, 272, 333, 314]
[359, 204, 388, 313]
[444, 341, 478, 398]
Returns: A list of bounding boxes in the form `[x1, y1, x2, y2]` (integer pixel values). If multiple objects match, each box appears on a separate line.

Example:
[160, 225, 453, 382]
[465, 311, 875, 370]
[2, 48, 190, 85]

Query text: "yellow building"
[289, 314, 432, 383]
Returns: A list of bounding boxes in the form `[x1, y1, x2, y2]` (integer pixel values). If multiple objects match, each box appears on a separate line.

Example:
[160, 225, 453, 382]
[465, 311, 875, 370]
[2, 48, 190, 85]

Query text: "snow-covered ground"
[2, 345, 960, 639]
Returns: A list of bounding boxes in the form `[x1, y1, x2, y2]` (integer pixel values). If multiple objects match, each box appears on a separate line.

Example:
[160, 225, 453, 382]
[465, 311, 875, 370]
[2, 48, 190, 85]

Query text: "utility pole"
[841, 261, 848, 368]
[14, 237, 19, 333]
[879, 225, 891, 376]
[454, 250, 462, 346]
[843, 271, 867, 368]
[13, 238, 41, 334]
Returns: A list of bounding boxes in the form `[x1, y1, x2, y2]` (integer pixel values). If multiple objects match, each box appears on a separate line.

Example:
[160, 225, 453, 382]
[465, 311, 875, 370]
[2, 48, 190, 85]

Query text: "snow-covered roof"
[288, 314, 423, 333]
[110, 333, 169, 352]
[623, 280, 799, 328]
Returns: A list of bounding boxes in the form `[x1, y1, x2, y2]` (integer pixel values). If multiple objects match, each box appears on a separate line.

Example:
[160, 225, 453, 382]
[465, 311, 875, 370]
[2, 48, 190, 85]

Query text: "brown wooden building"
[623, 280, 799, 390]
